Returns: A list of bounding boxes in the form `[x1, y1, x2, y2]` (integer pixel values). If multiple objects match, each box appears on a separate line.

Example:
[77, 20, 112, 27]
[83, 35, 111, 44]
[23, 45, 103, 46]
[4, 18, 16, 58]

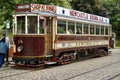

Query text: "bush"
[115, 40, 120, 47]
[0, 30, 13, 38]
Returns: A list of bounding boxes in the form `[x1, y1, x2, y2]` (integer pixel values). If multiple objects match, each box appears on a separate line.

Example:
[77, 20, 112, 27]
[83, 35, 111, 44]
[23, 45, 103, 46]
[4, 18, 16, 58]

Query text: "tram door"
[46, 17, 54, 55]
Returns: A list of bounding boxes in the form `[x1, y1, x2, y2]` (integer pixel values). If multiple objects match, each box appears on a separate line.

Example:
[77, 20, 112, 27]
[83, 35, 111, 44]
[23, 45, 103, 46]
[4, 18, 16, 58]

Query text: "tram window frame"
[90, 24, 95, 35]
[57, 20, 66, 34]
[27, 16, 37, 34]
[76, 23, 82, 34]
[39, 19, 45, 34]
[68, 22, 75, 34]
[105, 26, 109, 35]
[17, 16, 25, 34]
[96, 25, 101, 35]
[101, 26, 104, 35]
[109, 26, 112, 35]
[83, 23, 89, 34]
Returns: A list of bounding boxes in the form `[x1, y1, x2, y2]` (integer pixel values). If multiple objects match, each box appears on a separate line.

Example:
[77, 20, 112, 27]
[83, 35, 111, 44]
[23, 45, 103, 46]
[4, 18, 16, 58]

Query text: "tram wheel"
[98, 49, 106, 57]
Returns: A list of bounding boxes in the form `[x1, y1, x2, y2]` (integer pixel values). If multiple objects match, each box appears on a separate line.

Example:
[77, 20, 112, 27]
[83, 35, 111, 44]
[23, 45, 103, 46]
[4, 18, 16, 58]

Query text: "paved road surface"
[0, 48, 120, 80]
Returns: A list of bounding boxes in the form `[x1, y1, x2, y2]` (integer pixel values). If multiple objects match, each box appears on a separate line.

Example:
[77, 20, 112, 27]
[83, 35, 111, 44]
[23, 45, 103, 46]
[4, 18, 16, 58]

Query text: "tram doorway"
[46, 17, 55, 55]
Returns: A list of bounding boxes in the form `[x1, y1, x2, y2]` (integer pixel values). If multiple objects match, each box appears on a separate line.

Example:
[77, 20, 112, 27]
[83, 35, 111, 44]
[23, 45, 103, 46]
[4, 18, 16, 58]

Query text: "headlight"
[17, 45, 23, 52]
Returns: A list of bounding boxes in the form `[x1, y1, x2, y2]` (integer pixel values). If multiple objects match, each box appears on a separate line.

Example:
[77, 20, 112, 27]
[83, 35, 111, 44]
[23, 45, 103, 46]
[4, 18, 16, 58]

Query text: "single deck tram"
[12, 3, 112, 67]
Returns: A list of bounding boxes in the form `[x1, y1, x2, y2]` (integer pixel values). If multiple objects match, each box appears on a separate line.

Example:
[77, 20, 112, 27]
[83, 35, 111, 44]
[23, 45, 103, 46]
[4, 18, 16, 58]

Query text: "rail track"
[0, 55, 120, 80]
[108, 73, 120, 80]
[64, 60, 120, 80]
[0, 66, 42, 79]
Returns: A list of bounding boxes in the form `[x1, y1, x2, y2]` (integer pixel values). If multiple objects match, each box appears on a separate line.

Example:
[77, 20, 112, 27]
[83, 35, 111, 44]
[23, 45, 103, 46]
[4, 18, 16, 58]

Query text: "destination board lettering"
[31, 4, 56, 13]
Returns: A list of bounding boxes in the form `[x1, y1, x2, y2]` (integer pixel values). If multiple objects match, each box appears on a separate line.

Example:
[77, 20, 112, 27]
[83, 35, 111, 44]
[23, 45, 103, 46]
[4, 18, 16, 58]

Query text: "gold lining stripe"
[14, 56, 45, 58]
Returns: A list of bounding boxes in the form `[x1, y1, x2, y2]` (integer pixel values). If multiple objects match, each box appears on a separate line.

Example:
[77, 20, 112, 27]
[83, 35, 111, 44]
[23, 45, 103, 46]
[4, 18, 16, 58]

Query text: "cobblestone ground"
[0, 49, 120, 80]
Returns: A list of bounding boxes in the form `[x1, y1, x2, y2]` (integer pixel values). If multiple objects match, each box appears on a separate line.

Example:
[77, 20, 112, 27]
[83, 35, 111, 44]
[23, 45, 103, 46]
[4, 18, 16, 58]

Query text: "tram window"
[27, 16, 37, 34]
[68, 22, 75, 34]
[76, 23, 82, 34]
[105, 26, 108, 35]
[57, 20, 66, 34]
[39, 19, 44, 34]
[17, 16, 25, 34]
[101, 26, 104, 35]
[90, 25, 95, 34]
[83, 24, 88, 34]
[46, 18, 52, 34]
[96, 25, 100, 35]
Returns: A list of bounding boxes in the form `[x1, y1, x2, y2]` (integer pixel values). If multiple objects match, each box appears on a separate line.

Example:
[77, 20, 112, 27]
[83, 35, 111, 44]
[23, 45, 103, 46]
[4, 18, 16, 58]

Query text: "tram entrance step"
[45, 62, 57, 65]
[46, 55, 53, 58]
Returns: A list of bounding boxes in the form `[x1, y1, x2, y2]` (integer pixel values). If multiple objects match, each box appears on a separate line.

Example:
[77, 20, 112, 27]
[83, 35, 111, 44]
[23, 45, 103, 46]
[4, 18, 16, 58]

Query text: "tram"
[12, 4, 112, 67]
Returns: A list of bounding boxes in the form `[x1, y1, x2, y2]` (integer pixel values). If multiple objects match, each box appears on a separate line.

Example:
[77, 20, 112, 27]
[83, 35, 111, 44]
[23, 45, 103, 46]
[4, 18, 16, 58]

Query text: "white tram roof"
[15, 3, 110, 25]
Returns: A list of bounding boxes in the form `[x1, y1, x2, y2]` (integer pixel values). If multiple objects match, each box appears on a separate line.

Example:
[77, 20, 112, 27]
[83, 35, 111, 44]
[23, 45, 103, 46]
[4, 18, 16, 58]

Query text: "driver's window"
[27, 16, 37, 34]
[17, 16, 25, 34]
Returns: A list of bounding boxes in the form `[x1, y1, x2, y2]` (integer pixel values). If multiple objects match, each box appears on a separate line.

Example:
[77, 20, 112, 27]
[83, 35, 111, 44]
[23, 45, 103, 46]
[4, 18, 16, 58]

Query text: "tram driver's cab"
[13, 15, 47, 35]
[13, 13, 56, 57]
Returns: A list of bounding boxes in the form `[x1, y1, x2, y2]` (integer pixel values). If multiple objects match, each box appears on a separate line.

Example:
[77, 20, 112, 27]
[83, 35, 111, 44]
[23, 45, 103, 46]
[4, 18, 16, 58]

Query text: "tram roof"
[15, 3, 110, 24]
[15, 12, 56, 17]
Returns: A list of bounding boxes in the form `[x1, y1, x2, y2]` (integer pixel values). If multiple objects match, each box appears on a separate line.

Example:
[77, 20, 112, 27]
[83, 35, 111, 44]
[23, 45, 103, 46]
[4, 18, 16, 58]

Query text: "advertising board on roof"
[15, 4, 56, 13]
[15, 4, 109, 24]
[56, 6, 109, 24]
[31, 4, 56, 13]
[15, 4, 31, 12]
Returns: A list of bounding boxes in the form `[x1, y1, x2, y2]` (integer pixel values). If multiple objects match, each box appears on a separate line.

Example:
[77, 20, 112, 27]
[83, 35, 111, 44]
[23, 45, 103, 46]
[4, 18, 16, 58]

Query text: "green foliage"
[70, 0, 103, 16]
[111, 14, 120, 40]
[101, 0, 120, 40]
[70, 0, 120, 40]
[16, 0, 71, 8]
[0, 0, 19, 26]
[115, 40, 120, 48]
[0, 0, 71, 36]
[57, 27, 65, 33]
[0, 0, 71, 26]
[0, 24, 4, 30]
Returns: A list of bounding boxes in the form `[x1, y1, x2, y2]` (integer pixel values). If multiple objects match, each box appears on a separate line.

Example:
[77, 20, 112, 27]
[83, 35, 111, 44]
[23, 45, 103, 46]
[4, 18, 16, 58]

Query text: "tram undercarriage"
[12, 46, 110, 68]
[56, 46, 110, 65]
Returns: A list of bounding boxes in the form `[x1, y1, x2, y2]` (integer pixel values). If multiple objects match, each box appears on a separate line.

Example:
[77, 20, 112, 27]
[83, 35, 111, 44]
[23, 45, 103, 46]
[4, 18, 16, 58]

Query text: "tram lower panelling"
[13, 35, 46, 65]
[12, 35, 110, 67]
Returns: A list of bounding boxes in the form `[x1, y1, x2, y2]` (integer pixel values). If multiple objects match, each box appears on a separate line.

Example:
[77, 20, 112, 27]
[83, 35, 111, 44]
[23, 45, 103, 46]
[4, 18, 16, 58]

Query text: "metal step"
[45, 55, 53, 58]
[45, 62, 57, 65]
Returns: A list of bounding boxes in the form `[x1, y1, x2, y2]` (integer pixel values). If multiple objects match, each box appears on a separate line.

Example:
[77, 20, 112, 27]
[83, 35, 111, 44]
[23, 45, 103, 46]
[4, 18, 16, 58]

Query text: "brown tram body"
[12, 4, 112, 67]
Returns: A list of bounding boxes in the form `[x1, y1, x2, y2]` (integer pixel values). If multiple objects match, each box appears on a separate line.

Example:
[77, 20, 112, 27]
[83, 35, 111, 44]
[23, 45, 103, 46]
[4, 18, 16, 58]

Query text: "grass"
[0, 29, 13, 38]
[115, 46, 120, 48]
[115, 40, 120, 48]
[0, 25, 4, 30]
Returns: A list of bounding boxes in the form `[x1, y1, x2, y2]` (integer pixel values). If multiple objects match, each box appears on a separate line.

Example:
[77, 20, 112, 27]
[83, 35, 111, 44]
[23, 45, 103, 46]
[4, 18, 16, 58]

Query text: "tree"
[0, 0, 71, 29]
[0, 0, 20, 26]
[70, 0, 120, 40]
[17, 0, 71, 8]
[70, 0, 104, 16]
[101, 0, 120, 40]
